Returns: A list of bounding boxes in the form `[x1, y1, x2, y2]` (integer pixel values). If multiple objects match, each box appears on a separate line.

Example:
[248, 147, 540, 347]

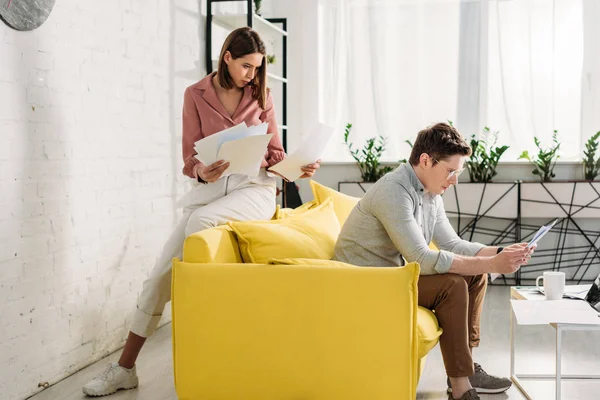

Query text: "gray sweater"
[333, 163, 485, 274]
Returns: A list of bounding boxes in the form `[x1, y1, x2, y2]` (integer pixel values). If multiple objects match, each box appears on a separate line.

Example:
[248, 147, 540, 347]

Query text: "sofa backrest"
[183, 225, 243, 264]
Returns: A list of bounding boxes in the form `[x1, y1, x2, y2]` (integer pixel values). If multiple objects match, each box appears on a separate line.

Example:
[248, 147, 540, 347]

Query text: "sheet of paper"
[268, 124, 334, 181]
[527, 218, 558, 248]
[193, 122, 247, 165]
[193, 122, 269, 165]
[217, 134, 273, 178]
[490, 273, 501, 282]
[510, 299, 600, 325]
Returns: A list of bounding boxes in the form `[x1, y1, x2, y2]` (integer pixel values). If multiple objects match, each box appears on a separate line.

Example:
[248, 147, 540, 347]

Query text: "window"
[318, 0, 588, 162]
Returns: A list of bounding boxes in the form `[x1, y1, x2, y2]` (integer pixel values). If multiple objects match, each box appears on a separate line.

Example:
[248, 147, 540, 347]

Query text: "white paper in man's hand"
[268, 124, 334, 181]
[217, 134, 273, 178]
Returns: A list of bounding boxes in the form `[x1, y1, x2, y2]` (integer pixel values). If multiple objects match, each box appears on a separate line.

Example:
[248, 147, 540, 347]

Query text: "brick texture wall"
[0, 1, 207, 398]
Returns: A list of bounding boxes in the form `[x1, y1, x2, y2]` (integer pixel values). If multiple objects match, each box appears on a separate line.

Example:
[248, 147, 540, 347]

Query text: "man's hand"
[194, 160, 230, 183]
[299, 159, 321, 179]
[490, 243, 535, 274]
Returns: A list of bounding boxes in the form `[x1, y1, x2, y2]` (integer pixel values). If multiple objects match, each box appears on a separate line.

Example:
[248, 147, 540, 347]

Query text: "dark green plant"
[343, 123, 393, 182]
[254, 0, 262, 15]
[518, 130, 561, 182]
[466, 127, 509, 183]
[583, 131, 600, 181]
[266, 54, 276, 64]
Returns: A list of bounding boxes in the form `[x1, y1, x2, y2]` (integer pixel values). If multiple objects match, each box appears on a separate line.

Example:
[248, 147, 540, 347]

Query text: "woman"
[83, 27, 320, 397]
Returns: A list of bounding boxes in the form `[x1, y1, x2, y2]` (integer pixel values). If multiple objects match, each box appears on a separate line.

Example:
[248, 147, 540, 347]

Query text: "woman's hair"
[217, 27, 268, 109]
[408, 122, 472, 166]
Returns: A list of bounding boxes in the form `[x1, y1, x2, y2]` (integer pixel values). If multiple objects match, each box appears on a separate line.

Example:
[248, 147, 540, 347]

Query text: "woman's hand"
[299, 159, 321, 179]
[194, 160, 230, 183]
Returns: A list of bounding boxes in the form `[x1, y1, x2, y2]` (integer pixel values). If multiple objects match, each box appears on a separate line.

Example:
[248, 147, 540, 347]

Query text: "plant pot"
[338, 181, 376, 197]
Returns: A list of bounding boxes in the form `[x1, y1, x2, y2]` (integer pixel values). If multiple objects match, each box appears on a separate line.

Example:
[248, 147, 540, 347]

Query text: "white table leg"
[556, 327, 562, 400]
[510, 307, 515, 377]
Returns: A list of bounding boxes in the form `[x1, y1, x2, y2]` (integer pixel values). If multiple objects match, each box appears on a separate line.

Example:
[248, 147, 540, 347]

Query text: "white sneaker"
[82, 362, 139, 397]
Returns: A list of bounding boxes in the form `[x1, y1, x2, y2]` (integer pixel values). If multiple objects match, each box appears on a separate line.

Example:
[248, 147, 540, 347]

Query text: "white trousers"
[130, 171, 277, 338]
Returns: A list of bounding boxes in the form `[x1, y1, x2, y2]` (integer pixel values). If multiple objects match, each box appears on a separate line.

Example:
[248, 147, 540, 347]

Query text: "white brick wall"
[0, 1, 207, 398]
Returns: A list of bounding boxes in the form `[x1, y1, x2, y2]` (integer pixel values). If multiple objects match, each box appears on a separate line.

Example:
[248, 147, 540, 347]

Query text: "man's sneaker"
[448, 388, 480, 400]
[447, 363, 512, 394]
[82, 362, 139, 397]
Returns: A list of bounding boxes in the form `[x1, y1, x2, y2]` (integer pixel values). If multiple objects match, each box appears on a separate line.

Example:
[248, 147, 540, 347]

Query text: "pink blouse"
[181, 72, 286, 178]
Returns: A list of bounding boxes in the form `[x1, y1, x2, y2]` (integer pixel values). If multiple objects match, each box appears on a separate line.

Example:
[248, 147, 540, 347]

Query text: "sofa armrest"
[183, 225, 242, 264]
[171, 260, 421, 400]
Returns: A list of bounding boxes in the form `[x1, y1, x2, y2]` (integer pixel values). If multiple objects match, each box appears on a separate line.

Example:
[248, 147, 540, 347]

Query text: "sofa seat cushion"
[268, 258, 354, 267]
[228, 198, 341, 264]
[416, 307, 443, 359]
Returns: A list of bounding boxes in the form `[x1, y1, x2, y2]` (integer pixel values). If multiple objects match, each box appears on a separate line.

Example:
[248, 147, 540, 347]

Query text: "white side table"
[510, 287, 600, 400]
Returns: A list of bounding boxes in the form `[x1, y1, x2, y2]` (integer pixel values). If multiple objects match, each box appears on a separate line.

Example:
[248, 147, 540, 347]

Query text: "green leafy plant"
[518, 131, 561, 182]
[343, 123, 393, 182]
[254, 0, 262, 15]
[266, 54, 276, 64]
[466, 127, 509, 183]
[583, 131, 600, 181]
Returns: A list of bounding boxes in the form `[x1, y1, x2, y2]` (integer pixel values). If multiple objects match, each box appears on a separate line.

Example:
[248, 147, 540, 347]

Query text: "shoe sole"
[83, 381, 139, 397]
[447, 385, 512, 394]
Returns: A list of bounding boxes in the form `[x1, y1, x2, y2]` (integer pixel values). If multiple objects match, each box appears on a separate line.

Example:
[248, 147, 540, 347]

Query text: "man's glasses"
[432, 158, 464, 180]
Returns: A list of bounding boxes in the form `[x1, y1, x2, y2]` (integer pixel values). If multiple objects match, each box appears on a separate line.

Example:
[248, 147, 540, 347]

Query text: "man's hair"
[408, 122, 472, 166]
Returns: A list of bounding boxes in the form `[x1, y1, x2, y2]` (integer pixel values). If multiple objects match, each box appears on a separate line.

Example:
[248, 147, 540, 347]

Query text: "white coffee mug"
[536, 271, 565, 300]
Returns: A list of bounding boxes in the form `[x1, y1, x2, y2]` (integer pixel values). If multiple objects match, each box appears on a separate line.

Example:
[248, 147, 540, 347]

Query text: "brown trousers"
[418, 273, 487, 377]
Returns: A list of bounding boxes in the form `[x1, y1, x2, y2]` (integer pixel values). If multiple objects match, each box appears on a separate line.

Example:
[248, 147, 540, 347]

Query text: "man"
[334, 122, 533, 400]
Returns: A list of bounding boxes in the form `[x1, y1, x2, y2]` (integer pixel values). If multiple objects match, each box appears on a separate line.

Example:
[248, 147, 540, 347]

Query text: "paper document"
[194, 122, 268, 165]
[490, 219, 559, 282]
[511, 299, 600, 325]
[269, 124, 334, 181]
[217, 134, 273, 177]
[527, 218, 558, 248]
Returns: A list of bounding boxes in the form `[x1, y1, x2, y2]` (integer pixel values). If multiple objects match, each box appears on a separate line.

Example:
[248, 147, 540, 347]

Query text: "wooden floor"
[29, 286, 600, 400]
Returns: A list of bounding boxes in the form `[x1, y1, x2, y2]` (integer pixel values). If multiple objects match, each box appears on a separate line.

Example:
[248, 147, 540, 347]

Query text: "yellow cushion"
[228, 198, 341, 264]
[171, 259, 421, 400]
[268, 257, 354, 267]
[416, 307, 443, 359]
[275, 200, 318, 219]
[310, 180, 360, 226]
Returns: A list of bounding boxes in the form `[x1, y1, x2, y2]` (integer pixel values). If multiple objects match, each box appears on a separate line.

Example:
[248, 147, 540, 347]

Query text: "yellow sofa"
[171, 183, 443, 400]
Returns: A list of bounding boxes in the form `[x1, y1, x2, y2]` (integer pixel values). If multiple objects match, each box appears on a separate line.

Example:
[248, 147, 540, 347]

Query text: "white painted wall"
[0, 1, 208, 399]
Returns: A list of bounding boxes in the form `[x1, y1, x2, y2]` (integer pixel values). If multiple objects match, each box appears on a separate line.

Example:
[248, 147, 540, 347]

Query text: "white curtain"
[488, 0, 584, 160]
[318, 0, 463, 162]
[318, 0, 591, 162]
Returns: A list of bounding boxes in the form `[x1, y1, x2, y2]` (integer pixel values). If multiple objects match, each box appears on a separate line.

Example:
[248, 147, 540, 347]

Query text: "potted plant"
[518, 130, 561, 182]
[583, 131, 600, 181]
[339, 123, 395, 196]
[254, 0, 262, 15]
[266, 54, 276, 65]
[466, 127, 509, 183]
